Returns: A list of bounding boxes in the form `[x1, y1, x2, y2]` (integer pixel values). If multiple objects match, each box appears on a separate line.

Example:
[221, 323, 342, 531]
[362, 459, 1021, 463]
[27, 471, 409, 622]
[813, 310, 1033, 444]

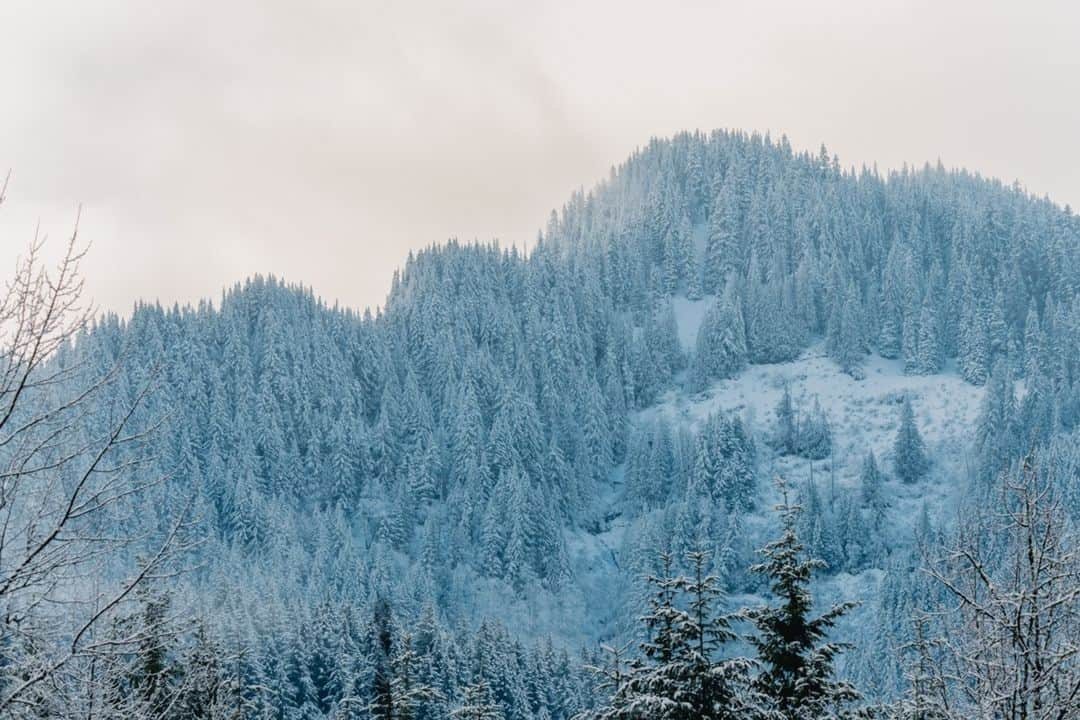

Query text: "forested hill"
[61, 129, 1080, 718]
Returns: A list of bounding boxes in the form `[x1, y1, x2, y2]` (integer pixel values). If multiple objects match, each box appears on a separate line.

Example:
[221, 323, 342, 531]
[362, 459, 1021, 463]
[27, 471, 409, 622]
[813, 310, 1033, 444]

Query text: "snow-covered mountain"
[13, 129, 1080, 718]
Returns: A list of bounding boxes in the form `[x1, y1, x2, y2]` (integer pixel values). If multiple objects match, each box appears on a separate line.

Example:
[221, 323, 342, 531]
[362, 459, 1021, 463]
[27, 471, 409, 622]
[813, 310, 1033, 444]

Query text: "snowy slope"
[644, 342, 982, 531]
[565, 329, 987, 647]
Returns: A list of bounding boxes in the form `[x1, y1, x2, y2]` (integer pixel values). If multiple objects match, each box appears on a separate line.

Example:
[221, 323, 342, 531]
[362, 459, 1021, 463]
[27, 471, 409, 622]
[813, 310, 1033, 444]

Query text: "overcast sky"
[1, 0, 1077, 315]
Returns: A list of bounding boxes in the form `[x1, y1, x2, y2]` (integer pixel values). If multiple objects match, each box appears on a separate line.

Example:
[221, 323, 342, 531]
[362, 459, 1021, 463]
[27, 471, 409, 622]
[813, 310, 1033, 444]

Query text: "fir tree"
[826, 281, 866, 376]
[859, 451, 885, 514]
[389, 633, 442, 720]
[370, 598, 397, 720]
[796, 398, 833, 461]
[914, 299, 942, 375]
[177, 622, 225, 719]
[669, 550, 760, 719]
[1024, 300, 1043, 378]
[893, 397, 928, 484]
[451, 679, 504, 720]
[587, 551, 761, 719]
[775, 384, 797, 455]
[689, 294, 748, 391]
[744, 479, 861, 719]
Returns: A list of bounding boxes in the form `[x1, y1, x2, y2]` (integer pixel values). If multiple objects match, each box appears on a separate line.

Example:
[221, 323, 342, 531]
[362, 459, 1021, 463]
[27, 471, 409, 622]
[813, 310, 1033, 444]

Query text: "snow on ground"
[639, 341, 984, 599]
[569, 337, 986, 645]
[646, 342, 982, 494]
[670, 295, 712, 351]
[630, 345, 980, 643]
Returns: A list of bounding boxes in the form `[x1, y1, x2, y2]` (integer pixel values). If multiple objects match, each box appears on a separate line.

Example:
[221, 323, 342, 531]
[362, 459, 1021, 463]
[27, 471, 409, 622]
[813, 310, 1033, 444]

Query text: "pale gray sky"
[1, 0, 1077, 314]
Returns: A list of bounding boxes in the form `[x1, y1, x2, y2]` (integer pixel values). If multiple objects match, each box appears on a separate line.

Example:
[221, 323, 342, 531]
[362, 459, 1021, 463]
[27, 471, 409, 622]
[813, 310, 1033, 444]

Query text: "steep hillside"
[34, 130, 1080, 717]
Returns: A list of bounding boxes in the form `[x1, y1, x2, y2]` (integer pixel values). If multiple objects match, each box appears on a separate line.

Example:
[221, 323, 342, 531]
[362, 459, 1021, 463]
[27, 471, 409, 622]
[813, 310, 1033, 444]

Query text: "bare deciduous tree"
[929, 456, 1080, 720]
[0, 180, 192, 716]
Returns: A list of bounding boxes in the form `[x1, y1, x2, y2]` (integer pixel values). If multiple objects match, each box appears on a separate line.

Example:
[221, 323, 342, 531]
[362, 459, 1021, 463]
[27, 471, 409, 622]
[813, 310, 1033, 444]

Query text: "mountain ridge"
[21, 128, 1080, 717]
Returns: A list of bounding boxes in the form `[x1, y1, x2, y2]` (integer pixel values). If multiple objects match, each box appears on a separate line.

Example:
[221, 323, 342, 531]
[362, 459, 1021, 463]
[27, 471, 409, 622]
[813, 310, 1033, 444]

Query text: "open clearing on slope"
[566, 310, 986, 647]
[644, 343, 984, 533]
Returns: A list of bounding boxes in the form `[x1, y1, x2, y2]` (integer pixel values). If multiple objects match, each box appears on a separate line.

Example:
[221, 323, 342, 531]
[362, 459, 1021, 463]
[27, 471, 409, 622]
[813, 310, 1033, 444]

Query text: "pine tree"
[586, 551, 760, 719]
[775, 384, 797, 455]
[669, 550, 760, 719]
[451, 679, 504, 720]
[878, 309, 901, 360]
[958, 302, 990, 385]
[826, 281, 866, 376]
[987, 286, 1008, 359]
[744, 479, 861, 720]
[480, 488, 507, 577]
[370, 598, 397, 720]
[634, 552, 684, 715]
[388, 633, 442, 720]
[178, 622, 225, 719]
[893, 397, 928, 484]
[1023, 300, 1043, 377]
[974, 361, 1016, 484]
[119, 585, 181, 718]
[859, 451, 885, 512]
[796, 398, 832, 461]
[914, 299, 942, 375]
[704, 179, 741, 292]
[689, 293, 748, 391]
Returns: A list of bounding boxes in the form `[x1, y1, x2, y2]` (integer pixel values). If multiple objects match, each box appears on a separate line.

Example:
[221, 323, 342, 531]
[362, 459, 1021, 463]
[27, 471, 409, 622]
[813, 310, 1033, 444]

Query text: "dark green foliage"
[745, 481, 861, 719]
[452, 680, 504, 720]
[859, 452, 885, 512]
[893, 397, 928, 483]
[774, 389, 832, 460]
[689, 293, 748, 391]
[587, 551, 761, 719]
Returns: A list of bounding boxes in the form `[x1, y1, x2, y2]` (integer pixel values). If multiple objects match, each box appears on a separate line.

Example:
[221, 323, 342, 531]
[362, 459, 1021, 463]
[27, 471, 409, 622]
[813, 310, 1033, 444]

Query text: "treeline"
[36, 588, 593, 719]
[16, 480, 867, 719]
[55, 130, 1080, 647]
[7, 129, 1080, 716]
[62, 436, 1080, 720]
[547, 130, 1080, 389]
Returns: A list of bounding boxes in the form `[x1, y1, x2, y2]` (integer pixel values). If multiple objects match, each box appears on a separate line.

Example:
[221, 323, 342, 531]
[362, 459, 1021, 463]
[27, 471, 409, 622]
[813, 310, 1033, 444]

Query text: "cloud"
[1, 0, 1077, 313]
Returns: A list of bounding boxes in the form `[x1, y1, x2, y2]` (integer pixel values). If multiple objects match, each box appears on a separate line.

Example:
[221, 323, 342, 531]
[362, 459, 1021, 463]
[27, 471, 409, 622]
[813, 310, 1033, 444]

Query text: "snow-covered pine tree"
[893, 396, 928, 484]
[177, 622, 226, 719]
[859, 451, 885, 513]
[369, 598, 397, 720]
[704, 176, 742, 292]
[1023, 300, 1042, 378]
[826, 281, 866, 376]
[958, 300, 990, 385]
[585, 550, 761, 719]
[668, 550, 761, 718]
[774, 384, 797, 455]
[974, 361, 1016, 484]
[688, 293, 748, 392]
[913, 298, 943, 375]
[388, 633, 442, 720]
[452, 679, 504, 720]
[796, 398, 833, 460]
[744, 479, 861, 720]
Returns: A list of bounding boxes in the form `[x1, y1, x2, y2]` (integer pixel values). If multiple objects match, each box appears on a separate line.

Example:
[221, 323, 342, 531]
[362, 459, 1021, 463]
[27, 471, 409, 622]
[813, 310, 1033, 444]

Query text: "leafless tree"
[928, 455, 1080, 720]
[886, 613, 952, 720]
[0, 178, 193, 716]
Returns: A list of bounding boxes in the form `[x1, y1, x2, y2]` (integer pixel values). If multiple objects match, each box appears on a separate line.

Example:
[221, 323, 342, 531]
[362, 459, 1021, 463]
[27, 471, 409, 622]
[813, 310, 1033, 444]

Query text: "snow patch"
[670, 295, 713, 352]
[638, 341, 984, 539]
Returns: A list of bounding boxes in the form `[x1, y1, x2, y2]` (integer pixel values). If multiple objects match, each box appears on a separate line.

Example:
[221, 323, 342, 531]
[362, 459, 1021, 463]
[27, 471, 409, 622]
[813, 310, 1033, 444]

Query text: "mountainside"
[18, 129, 1080, 718]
